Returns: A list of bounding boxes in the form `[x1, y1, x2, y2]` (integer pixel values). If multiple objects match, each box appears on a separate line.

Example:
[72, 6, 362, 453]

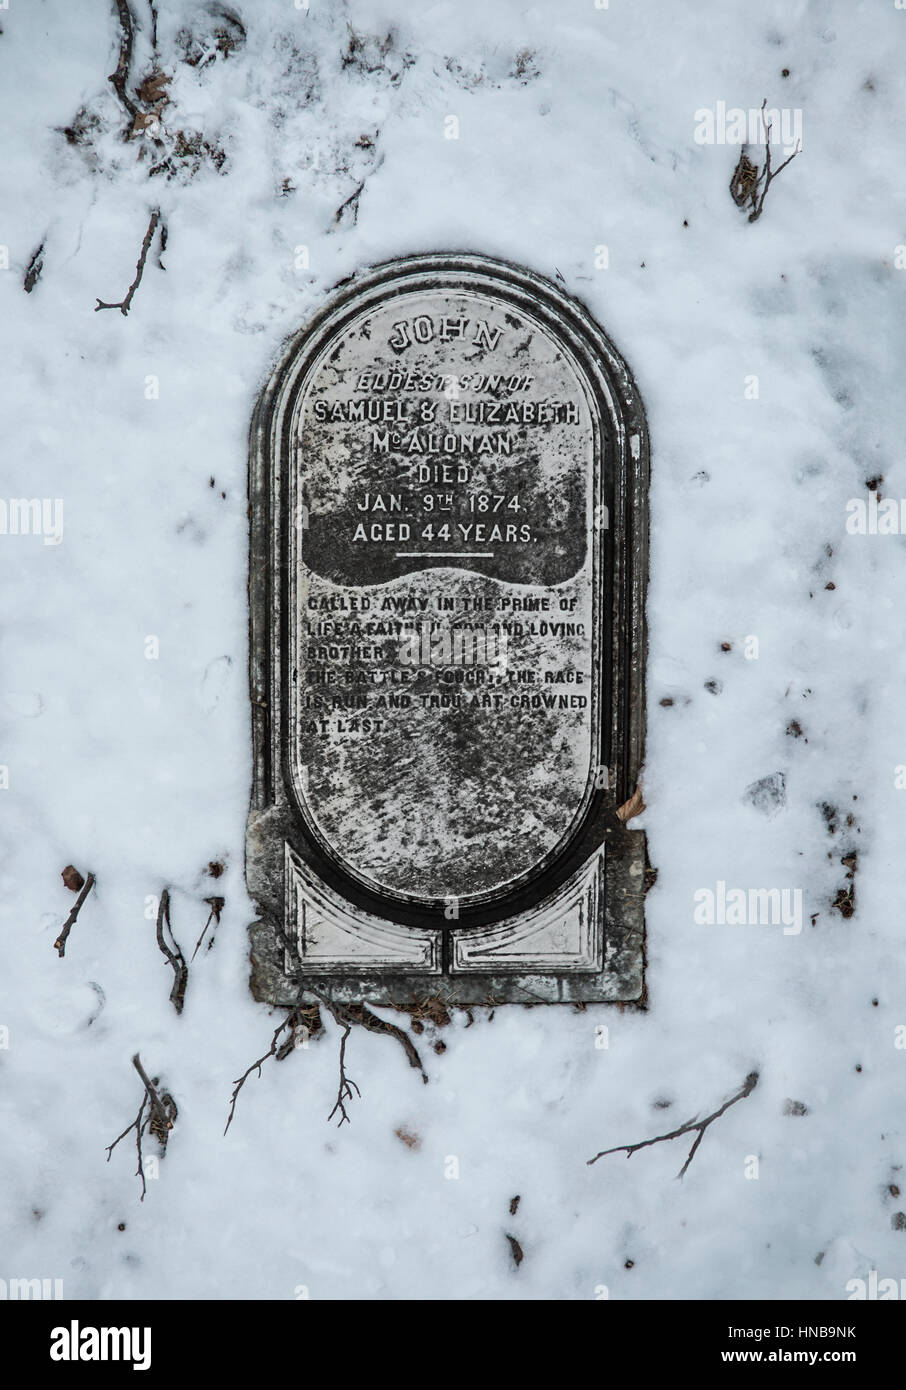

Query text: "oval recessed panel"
[285, 275, 611, 906]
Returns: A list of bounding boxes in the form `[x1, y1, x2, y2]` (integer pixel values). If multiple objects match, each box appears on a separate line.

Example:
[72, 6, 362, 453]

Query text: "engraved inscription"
[289, 289, 604, 903]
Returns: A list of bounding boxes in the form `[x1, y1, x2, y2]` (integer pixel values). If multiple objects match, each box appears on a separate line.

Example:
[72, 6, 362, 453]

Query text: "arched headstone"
[247, 254, 648, 1004]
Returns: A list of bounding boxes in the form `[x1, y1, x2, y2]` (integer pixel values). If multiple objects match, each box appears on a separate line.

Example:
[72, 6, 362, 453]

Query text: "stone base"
[248, 828, 645, 1007]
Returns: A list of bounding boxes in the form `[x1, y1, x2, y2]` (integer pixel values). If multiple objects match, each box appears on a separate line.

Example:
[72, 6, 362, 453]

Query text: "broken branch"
[191, 896, 224, 960]
[131, 1052, 171, 1130]
[326, 1016, 360, 1127]
[744, 99, 800, 222]
[587, 1071, 759, 1178]
[224, 1005, 321, 1134]
[24, 242, 45, 294]
[95, 208, 161, 315]
[224, 994, 424, 1135]
[317, 995, 428, 1084]
[54, 872, 96, 957]
[155, 889, 188, 1013]
[108, 0, 139, 129]
[106, 1053, 174, 1200]
[106, 1093, 149, 1199]
[334, 179, 365, 226]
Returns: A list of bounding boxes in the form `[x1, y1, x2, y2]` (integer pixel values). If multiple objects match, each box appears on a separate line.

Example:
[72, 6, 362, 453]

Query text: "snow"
[2, 0, 906, 1300]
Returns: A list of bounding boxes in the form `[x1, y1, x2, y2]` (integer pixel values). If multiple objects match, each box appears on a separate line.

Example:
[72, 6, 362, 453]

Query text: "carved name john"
[247, 254, 648, 1005]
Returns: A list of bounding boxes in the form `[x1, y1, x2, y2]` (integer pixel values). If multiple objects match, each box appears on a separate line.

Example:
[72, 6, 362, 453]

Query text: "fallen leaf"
[61, 865, 85, 893]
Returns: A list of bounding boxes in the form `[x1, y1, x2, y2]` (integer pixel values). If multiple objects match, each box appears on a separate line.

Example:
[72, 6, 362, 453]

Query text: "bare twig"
[155, 889, 188, 1013]
[224, 1005, 321, 1134]
[95, 209, 161, 315]
[24, 242, 45, 294]
[54, 872, 96, 957]
[334, 179, 365, 226]
[326, 1017, 360, 1127]
[317, 996, 428, 1083]
[108, 0, 139, 129]
[131, 1053, 171, 1129]
[587, 1071, 759, 1178]
[191, 896, 224, 960]
[225, 1016, 293, 1134]
[106, 1092, 150, 1198]
[739, 99, 805, 222]
[310, 995, 428, 1127]
[106, 1053, 174, 1200]
[225, 993, 425, 1135]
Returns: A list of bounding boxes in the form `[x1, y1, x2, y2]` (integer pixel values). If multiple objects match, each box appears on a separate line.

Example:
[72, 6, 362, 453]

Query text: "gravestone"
[247, 253, 648, 1005]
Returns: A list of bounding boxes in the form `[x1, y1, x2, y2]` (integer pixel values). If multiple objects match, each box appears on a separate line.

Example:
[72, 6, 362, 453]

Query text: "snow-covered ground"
[2, 0, 905, 1300]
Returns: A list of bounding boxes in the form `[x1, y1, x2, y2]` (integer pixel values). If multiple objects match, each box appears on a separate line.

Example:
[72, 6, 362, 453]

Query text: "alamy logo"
[693, 101, 802, 153]
[398, 623, 508, 671]
[845, 494, 906, 534]
[846, 1270, 906, 1300]
[0, 1277, 63, 1300]
[49, 1321, 151, 1371]
[0, 498, 63, 545]
[693, 881, 803, 935]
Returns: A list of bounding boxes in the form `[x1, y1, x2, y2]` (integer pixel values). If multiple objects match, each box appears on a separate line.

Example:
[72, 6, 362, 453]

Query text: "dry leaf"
[616, 785, 645, 823]
[394, 1127, 420, 1150]
[61, 865, 85, 893]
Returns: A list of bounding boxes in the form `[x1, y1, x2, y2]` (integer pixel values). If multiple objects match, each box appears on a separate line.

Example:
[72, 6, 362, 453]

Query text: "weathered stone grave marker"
[247, 253, 648, 1004]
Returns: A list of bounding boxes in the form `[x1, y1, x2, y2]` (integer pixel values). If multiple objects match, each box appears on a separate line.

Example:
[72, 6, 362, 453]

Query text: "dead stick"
[108, 0, 138, 126]
[326, 1018, 360, 1127]
[132, 1052, 170, 1129]
[316, 994, 427, 1082]
[224, 1012, 298, 1134]
[334, 179, 365, 226]
[54, 872, 96, 957]
[155, 889, 188, 1014]
[587, 1071, 759, 1178]
[191, 897, 223, 961]
[24, 242, 45, 294]
[749, 100, 800, 223]
[95, 209, 160, 316]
